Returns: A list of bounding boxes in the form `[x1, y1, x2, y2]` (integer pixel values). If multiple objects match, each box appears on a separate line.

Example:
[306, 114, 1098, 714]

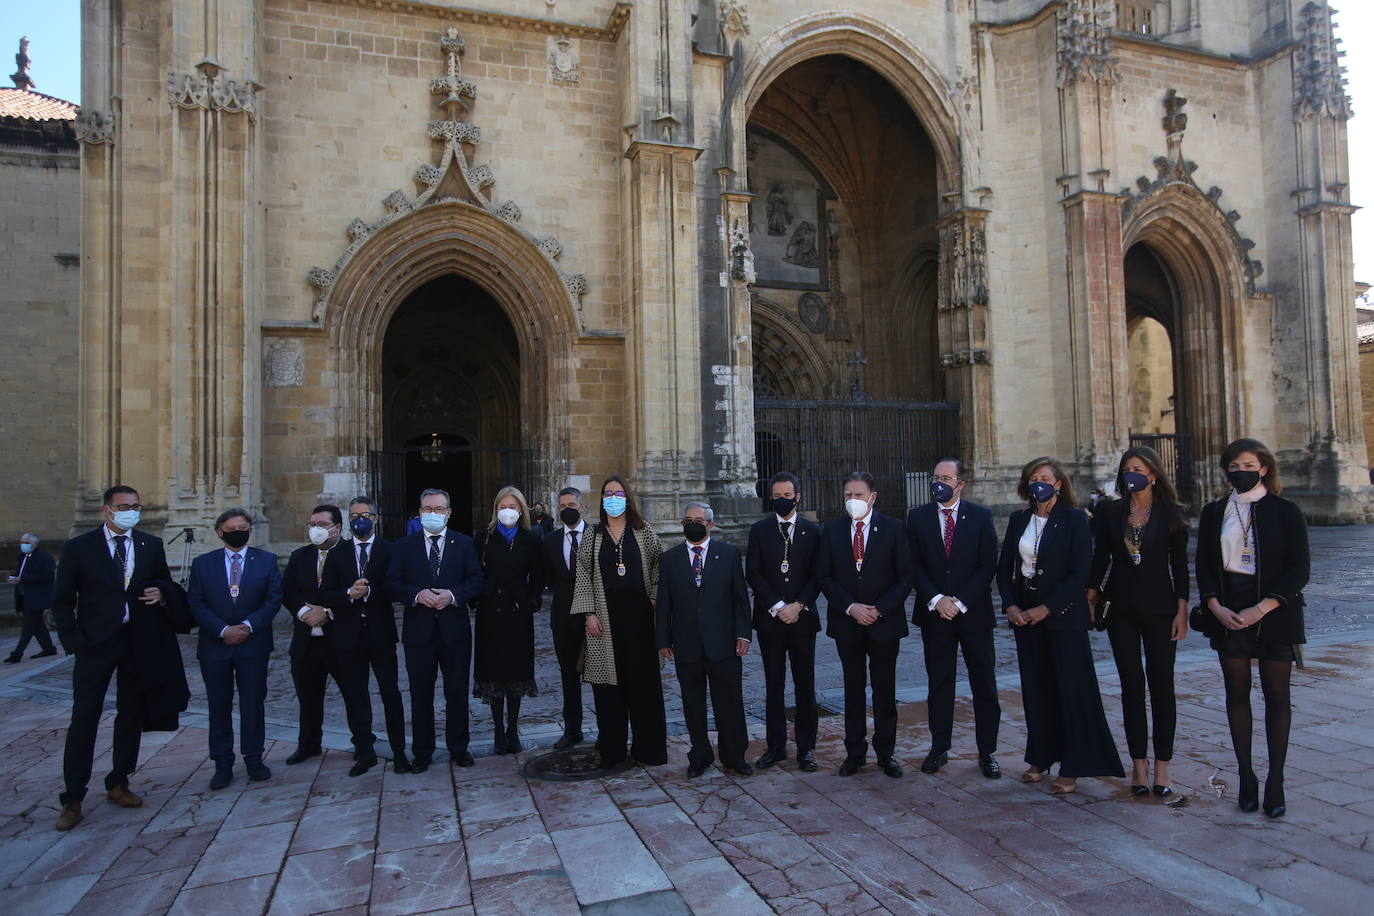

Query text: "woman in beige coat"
[571, 475, 666, 769]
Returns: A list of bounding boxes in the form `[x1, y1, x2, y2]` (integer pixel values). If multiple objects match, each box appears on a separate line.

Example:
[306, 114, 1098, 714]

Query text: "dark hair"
[312, 504, 343, 527]
[934, 458, 966, 480]
[557, 486, 583, 501]
[844, 471, 877, 491]
[768, 471, 800, 494]
[419, 487, 450, 507]
[1016, 457, 1077, 508]
[598, 474, 646, 530]
[103, 485, 139, 505]
[214, 508, 253, 529]
[1219, 437, 1282, 494]
[349, 496, 377, 513]
[1115, 447, 1185, 533]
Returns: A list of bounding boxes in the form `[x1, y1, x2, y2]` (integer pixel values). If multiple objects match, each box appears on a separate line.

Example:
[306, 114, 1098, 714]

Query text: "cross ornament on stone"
[848, 350, 868, 400]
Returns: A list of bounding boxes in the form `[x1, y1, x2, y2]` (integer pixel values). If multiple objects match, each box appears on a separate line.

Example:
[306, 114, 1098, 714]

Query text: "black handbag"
[1189, 604, 1208, 633]
[1092, 599, 1111, 632]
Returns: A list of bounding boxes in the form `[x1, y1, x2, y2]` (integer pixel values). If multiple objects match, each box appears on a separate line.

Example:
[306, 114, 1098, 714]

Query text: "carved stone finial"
[720, 2, 750, 45]
[11, 36, 34, 90]
[1056, 1, 1118, 86]
[74, 109, 116, 145]
[1294, 1, 1352, 120]
[1163, 89, 1187, 138]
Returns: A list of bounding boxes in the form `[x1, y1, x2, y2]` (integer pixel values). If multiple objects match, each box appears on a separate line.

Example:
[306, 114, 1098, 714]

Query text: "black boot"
[506, 694, 523, 753]
[491, 700, 509, 754]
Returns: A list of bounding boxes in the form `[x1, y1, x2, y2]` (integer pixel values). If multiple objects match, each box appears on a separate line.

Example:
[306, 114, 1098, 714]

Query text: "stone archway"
[324, 200, 579, 497]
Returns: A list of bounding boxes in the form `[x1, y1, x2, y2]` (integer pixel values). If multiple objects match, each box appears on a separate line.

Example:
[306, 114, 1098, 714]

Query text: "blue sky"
[2, 0, 1371, 284]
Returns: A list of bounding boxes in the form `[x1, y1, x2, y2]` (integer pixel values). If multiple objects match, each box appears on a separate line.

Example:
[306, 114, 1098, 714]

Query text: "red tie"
[852, 520, 865, 565]
[942, 508, 955, 558]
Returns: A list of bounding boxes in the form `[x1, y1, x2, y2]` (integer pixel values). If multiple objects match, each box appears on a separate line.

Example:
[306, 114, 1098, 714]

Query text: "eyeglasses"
[932, 475, 962, 484]
[109, 503, 144, 512]
[418, 507, 449, 515]
[349, 512, 377, 520]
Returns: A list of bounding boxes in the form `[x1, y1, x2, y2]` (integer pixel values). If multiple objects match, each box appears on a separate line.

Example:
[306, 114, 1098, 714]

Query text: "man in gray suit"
[656, 501, 753, 778]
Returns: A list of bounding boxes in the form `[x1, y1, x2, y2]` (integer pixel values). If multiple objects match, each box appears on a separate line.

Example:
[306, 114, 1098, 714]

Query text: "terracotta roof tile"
[0, 88, 78, 122]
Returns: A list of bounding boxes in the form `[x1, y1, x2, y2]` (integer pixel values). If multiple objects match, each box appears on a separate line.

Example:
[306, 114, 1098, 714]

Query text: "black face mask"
[559, 506, 581, 527]
[1227, 469, 1262, 493]
[683, 521, 708, 543]
[771, 496, 798, 517]
[220, 529, 250, 549]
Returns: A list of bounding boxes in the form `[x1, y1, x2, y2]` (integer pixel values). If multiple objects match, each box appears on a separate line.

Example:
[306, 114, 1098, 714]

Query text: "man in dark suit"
[542, 486, 588, 749]
[906, 459, 1002, 779]
[818, 471, 914, 778]
[188, 509, 284, 789]
[745, 472, 822, 772]
[656, 501, 753, 777]
[384, 487, 484, 771]
[7, 532, 57, 661]
[317, 496, 410, 774]
[51, 485, 185, 830]
[282, 504, 375, 776]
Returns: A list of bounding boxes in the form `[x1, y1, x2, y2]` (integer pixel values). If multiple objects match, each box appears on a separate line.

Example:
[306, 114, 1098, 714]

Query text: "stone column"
[936, 208, 995, 471]
[624, 140, 707, 525]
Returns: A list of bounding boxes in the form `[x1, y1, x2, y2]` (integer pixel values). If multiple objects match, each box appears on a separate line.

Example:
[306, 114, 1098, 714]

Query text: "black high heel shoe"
[1130, 784, 1150, 796]
[1152, 785, 1173, 798]
[1263, 780, 1286, 819]
[1238, 770, 1259, 813]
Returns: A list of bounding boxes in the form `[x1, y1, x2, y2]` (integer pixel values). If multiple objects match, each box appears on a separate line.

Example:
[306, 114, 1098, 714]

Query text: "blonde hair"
[488, 485, 532, 530]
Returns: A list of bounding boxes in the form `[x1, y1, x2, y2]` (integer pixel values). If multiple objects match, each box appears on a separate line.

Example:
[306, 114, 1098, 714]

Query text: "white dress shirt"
[416, 530, 456, 606]
[927, 499, 968, 614]
[1019, 514, 1048, 578]
[1222, 484, 1265, 575]
[103, 524, 135, 623]
[846, 509, 873, 618]
[222, 545, 253, 638]
[769, 513, 798, 616]
[562, 520, 586, 569]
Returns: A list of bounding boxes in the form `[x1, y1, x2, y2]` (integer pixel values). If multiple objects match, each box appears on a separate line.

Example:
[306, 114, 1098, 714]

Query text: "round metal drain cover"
[522, 746, 633, 782]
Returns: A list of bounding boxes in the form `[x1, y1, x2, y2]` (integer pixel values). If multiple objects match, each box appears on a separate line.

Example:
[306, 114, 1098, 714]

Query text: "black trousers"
[756, 626, 817, 754]
[676, 655, 748, 768]
[62, 630, 141, 804]
[1105, 604, 1177, 761]
[289, 638, 374, 757]
[362, 632, 408, 757]
[1014, 624, 1123, 778]
[405, 639, 470, 762]
[12, 593, 54, 655]
[201, 653, 270, 767]
[922, 615, 1000, 756]
[834, 633, 901, 761]
[592, 681, 667, 766]
[551, 616, 585, 735]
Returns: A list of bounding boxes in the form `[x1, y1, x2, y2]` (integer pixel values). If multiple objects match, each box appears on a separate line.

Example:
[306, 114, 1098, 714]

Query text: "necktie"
[429, 536, 442, 583]
[568, 529, 579, 570]
[852, 521, 865, 566]
[779, 521, 792, 545]
[357, 541, 369, 578]
[230, 551, 242, 602]
[691, 545, 704, 587]
[942, 508, 955, 558]
[113, 535, 129, 587]
[316, 548, 328, 585]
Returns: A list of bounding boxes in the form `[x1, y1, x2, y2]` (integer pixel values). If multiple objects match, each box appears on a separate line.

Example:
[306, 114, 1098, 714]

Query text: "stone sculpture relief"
[263, 338, 305, 388]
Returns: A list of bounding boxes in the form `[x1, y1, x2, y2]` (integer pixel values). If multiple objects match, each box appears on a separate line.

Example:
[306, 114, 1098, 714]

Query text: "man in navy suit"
[6, 532, 57, 661]
[745, 472, 822, 772]
[541, 487, 588, 749]
[817, 472, 913, 778]
[188, 509, 284, 789]
[656, 501, 753, 777]
[385, 487, 484, 771]
[906, 459, 1002, 779]
[51, 485, 186, 830]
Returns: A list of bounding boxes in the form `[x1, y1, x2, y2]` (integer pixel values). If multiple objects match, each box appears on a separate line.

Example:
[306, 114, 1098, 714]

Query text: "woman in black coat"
[1087, 447, 1189, 798]
[998, 457, 1122, 795]
[473, 486, 545, 754]
[1195, 438, 1309, 818]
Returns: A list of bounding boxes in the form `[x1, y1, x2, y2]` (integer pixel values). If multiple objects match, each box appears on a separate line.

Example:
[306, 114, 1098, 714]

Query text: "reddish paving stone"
[664, 855, 772, 915]
[267, 842, 374, 916]
[463, 811, 560, 880]
[10, 820, 143, 886]
[102, 824, 217, 880]
[550, 820, 671, 904]
[0, 872, 100, 916]
[372, 840, 470, 915]
[168, 874, 277, 916]
[469, 867, 580, 915]
[715, 827, 852, 899]
[70, 864, 195, 916]
[529, 779, 624, 832]
[766, 880, 884, 915]
[622, 801, 720, 868]
[287, 793, 378, 853]
[184, 820, 295, 887]
[377, 797, 461, 852]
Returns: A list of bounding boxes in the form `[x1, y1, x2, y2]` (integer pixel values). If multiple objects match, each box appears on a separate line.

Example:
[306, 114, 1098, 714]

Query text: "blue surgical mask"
[111, 509, 141, 530]
[19, 542, 34, 554]
[603, 495, 627, 518]
[930, 480, 955, 504]
[420, 512, 448, 533]
[1122, 471, 1150, 493]
[349, 516, 375, 538]
[1028, 481, 1058, 504]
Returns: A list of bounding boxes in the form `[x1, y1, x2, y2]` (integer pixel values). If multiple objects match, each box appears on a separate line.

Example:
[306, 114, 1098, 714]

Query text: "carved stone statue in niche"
[264, 338, 305, 388]
[785, 220, 820, 268]
[765, 182, 792, 235]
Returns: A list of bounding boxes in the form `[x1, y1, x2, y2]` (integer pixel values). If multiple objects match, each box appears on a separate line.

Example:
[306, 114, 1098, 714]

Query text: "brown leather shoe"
[106, 785, 143, 808]
[55, 801, 83, 831]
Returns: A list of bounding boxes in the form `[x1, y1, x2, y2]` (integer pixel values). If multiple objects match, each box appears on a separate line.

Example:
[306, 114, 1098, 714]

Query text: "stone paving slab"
[0, 525, 1372, 913]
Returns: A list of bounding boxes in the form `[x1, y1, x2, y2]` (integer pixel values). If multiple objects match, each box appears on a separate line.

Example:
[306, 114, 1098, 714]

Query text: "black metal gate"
[369, 445, 534, 538]
[754, 398, 960, 522]
[1128, 432, 1195, 512]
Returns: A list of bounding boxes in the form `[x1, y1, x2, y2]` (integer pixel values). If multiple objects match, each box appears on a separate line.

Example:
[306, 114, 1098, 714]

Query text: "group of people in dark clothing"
[40, 436, 1307, 832]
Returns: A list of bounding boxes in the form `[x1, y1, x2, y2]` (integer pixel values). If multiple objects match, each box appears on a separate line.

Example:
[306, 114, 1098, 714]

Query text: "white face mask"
[497, 508, 520, 527]
[845, 498, 871, 520]
[307, 525, 333, 546]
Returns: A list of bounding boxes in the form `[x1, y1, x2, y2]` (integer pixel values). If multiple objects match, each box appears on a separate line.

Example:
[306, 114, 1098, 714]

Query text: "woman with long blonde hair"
[472, 485, 545, 753]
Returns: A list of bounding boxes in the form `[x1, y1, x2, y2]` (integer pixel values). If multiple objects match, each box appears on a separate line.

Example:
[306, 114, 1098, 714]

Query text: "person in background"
[1087, 447, 1189, 799]
[998, 458, 1122, 796]
[6, 532, 57, 662]
[530, 502, 555, 535]
[1195, 438, 1309, 819]
[472, 486, 544, 754]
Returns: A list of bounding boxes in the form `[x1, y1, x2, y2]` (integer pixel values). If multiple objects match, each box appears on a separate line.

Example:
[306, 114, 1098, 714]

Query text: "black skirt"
[1210, 573, 1297, 662]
